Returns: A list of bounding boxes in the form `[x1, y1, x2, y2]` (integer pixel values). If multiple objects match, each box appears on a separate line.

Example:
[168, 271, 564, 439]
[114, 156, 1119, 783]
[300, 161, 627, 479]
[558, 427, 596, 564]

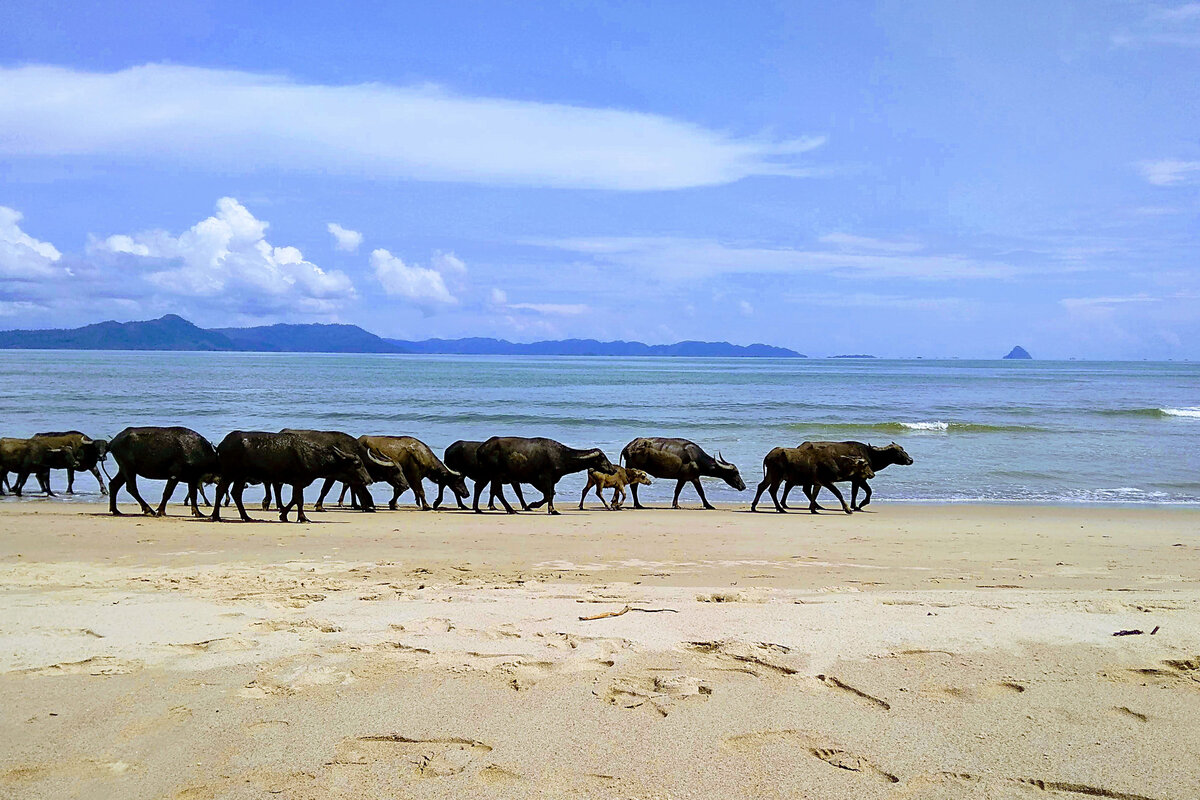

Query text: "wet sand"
[1, 501, 1198, 799]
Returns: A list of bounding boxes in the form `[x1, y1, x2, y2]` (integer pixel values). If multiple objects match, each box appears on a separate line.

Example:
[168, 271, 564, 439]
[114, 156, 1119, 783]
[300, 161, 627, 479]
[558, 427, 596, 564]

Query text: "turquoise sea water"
[1, 351, 1197, 506]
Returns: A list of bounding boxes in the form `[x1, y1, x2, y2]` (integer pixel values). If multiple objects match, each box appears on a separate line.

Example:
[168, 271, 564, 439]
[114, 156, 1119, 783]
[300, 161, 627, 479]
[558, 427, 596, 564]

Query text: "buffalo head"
[332, 446, 373, 487]
[445, 467, 470, 500]
[625, 467, 653, 487]
[847, 456, 875, 480]
[715, 451, 746, 491]
[586, 449, 618, 476]
[882, 442, 914, 466]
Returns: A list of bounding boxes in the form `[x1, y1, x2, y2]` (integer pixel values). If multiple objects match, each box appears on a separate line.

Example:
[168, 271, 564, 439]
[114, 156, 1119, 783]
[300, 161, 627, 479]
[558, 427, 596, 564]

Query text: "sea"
[1, 351, 1197, 506]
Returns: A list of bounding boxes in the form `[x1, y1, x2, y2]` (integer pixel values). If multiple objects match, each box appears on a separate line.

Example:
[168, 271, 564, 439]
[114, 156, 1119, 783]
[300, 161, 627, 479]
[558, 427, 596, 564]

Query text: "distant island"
[829, 354, 876, 359]
[1003, 346, 1032, 360]
[0, 314, 806, 358]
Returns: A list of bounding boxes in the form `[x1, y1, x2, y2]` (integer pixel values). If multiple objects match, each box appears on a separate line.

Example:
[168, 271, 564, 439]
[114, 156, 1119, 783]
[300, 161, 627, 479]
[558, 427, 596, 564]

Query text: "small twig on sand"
[1113, 629, 1144, 637]
[1150, 625, 1160, 635]
[579, 605, 678, 621]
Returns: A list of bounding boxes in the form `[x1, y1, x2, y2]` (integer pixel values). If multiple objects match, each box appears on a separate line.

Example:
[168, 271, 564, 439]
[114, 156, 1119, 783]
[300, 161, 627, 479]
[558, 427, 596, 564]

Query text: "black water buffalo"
[619, 437, 746, 509]
[260, 429, 404, 513]
[3, 436, 78, 497]
[443, 439, 530, 511]
[474, 436, 616, 515]
[30, 431, 109, 495]
[751, 445, 874, 514]
[211, 431, 370, 523]
[781, 441, 913, 511]
[354, 435, 468, 510]
[107, 426, 219, 517]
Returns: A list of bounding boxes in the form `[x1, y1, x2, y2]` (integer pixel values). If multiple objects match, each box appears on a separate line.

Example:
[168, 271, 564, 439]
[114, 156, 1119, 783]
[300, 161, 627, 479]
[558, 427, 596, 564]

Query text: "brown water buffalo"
[260, 429, 404, 513]
[211, 431, 371, 523]
[751, 445, 874, 513]
[108, 426, 219, 517]
[353, 435, 468, 510]
[578, 466, 652, 510]
[781, 441, 913, 511]
[474, 436, 615, 515]
[30, 431, 109, 494]
[619, 437, 745, 509]
[443, 439, 530, 511]
[3, 436, 78, 496]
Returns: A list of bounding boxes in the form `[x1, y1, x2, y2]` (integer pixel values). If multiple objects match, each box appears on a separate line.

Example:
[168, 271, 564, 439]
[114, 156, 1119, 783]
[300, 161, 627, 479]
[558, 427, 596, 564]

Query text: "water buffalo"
[443, 439, 530, 511]
[353, 435, 467, 510]
[619, 437, 746, 509]
[30, 431, 109, 495]
[781, 441, 913, 511]
[107, 426, 219, 517]
[3, 436, 78, 496]
[578, 466, 652, 510]
[751, 445, 874, 514]
[474, 436, 616, 515]
[261, 429, 404, 513]
[211, 431, 371, 523]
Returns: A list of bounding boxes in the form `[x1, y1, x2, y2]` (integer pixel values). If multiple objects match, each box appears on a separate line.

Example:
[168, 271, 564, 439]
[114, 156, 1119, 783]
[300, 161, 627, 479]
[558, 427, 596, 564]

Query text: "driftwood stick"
[579, 605, 678, 621]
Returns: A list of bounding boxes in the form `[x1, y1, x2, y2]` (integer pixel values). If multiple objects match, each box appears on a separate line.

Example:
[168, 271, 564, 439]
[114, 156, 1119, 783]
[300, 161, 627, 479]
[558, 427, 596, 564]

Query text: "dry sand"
[1, 500, 1198, 799]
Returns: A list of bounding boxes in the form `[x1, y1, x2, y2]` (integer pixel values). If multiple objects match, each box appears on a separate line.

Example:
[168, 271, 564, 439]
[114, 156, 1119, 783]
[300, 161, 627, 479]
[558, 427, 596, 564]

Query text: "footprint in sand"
[896, 771, 1162, 800]
[20, 656, 140, 676]
[594, 673, 712, 716]
[329, 735, 493, 780]
[724, 730, 897, 783]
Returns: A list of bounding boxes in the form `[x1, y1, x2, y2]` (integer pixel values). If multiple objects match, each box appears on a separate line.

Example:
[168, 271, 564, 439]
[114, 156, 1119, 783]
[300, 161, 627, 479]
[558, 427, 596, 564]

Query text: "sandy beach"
[1, 501, 1198, 799]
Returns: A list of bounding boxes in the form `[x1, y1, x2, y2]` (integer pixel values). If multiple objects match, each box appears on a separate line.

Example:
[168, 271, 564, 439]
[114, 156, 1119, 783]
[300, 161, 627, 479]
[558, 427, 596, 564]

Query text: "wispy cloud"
[1113, 3, 1200, 47]
[0, 64, 825, 191]
[533, 235, 1023, 281]
[507, 302, 589, 316]
[327, 223, 363, 252]
[1060, 293, 1162, 309]
[1138, 159, 1200, 185]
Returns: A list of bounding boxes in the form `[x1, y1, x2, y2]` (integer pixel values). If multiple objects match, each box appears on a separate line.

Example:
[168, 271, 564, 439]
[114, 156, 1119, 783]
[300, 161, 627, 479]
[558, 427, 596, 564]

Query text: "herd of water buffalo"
[0, 428, 914, 520]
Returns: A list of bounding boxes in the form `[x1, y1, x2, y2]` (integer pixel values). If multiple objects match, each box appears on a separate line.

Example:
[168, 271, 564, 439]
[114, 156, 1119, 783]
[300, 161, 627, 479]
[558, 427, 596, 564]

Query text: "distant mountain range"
[0, 314, 806, 358]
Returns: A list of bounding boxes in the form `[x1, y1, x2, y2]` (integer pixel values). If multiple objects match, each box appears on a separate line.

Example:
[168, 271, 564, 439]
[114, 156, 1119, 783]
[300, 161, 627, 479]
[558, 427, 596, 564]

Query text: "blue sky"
[1, 1, 1197, 358]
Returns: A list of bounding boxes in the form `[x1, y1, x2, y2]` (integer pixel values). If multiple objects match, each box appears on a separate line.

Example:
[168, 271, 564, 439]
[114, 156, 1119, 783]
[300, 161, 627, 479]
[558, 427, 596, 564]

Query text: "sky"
[0, 1, 1198, 358]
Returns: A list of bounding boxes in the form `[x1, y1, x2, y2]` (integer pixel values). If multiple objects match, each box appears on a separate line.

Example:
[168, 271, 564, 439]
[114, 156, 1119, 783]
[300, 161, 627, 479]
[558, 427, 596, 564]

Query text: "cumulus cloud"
[370, 248, 457, 305]
[0, 206, 65, 281]
[93, 197, 355, 312]
[327, 222, 363, 252]
[1139, 159, 1200, 186]
[0, 64, 825, 191]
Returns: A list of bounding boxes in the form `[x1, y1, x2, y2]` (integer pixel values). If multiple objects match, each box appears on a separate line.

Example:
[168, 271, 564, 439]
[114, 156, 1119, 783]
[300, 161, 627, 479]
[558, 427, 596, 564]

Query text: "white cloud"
[738, 300, 754, 316]
[92, 197, 355, 312]
[327, 222, 363, 252]
[489, 287, 508, 305]
[370, 248, 457, 305]
[1139, 159, 1200, 186]
[818, 232, 922, 253]
[507, 302, 589, 316]
[1060, 294, 1162, 309]
[0, 64, 826, 191]
[432, 251, 467, 273]
[1114, 4, 1200, 46]
[534, 235, 1022, 281]
[0, 206, 65, 281]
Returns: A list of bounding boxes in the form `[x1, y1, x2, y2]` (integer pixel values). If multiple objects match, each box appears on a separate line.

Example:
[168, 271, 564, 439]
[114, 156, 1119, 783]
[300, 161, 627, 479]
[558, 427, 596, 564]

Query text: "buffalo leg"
[232, 481, 252, 521]
[780, 482, 793, 509]
[611, 486, 623, 510]
[261, 484, 274, 511]
[854, 480, 873, 510]
[156, 478, 179, 517]
[187, 481, 204, 517]
[66, 468, 75, 494]
[125, 474, 155, 515]
[354, 484, 375, 511]
[814, 481, 852, 514]
[314, 477, 336, 511]
[750, 477, 770, 511]
[432, 483, 445, 510]
[595, 484, 611, 510]
[542, 483, 558, 515]
[89, 466, 107, 495]
[769, 479, 786, 512]
[338, 482, 350, 507]
[410, 479, 430, 510]
[472, 479, 488, 513]
[671, 479, 686, 509]
[578, 476, 594, 510]
[286, 485, 309, 523]
[108, 470, 126, 515]
[493, 481, 517, 514]
[692, 479, 715, 510]
[211, 479, 230, 520]
[630, 482, 645, 509]
[37, 470, 53, 495]
[511, 483, 530, 511]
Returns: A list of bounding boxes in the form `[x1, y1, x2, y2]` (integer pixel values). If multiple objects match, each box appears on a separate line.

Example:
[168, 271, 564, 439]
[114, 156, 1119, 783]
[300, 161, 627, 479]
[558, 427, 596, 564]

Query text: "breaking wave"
[786, 421, 1044, 434]
[1100, 407, 1200, 419]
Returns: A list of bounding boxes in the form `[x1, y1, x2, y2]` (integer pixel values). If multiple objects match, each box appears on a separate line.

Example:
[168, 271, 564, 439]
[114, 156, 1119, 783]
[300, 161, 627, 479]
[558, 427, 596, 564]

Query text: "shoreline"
[3, 503, 1199, 799]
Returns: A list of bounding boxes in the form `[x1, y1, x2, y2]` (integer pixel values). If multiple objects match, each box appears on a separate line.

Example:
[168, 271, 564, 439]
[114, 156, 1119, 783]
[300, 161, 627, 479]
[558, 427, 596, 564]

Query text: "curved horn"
[331, 446, 351, 460]
[366, 448, 393, 468]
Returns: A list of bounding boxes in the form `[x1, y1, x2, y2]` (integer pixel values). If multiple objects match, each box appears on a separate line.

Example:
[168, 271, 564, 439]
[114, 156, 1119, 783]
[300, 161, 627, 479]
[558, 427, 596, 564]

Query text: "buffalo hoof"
[776, 508, 788, 514]
[110, 509, 123, 516]
[389, 502, 398, 510]
[296, 515, 309, 523]
[703, 504, 716, 510]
